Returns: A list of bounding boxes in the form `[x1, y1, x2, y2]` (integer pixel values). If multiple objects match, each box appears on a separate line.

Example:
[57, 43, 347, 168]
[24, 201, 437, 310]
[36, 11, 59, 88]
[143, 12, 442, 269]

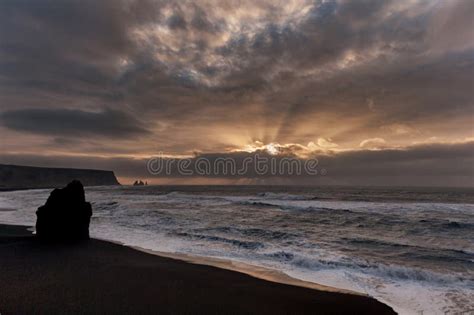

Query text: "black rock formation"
[0, 164, 120, 191]
[35, 180, 92, 241]
[133, 180, 145, 186]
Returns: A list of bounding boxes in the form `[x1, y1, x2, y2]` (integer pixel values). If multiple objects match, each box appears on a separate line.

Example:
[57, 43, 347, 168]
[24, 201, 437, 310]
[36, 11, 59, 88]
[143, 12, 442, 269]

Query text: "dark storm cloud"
[168, 12, 187, 30]
[149, 141, 474, 180]
[0, 108, 150, 138]
[1, 141, 472, 187]
[319, 141, 474, 177]
[210, 0, 473, 139]
[0, 0, 169, 106]
[1, 0, 472, 118]
[215, 0, 417, 88]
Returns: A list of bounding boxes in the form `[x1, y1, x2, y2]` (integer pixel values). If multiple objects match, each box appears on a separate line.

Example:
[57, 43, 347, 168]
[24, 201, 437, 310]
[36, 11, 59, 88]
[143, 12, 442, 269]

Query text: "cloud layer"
[1, 141, 473, 187]
[1, 108, 149, 138]
[0, 0, 473, 185]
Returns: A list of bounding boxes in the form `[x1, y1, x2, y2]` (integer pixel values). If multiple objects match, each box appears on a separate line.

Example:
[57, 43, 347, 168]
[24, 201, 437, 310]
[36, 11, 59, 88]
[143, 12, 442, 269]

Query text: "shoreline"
[3, 223, 361, 296]
[0, 223, 395, 314]
[129, 244, 363, 295]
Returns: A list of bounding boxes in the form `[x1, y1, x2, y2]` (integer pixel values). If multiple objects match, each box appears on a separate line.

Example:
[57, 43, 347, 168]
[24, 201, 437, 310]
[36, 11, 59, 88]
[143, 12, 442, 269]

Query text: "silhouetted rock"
[35, 180, 92, 241]
[0, 164, 120, 190]
[133, 180, 145, 186]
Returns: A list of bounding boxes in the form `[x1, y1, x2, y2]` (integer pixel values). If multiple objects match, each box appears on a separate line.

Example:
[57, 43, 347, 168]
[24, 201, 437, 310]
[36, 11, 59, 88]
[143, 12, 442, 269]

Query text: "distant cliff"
[0, 164, 120, 190]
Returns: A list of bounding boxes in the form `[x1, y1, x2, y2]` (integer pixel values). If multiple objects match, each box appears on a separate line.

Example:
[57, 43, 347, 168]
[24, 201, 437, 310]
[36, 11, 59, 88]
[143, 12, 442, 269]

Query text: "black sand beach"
[0, 224, 395, 314]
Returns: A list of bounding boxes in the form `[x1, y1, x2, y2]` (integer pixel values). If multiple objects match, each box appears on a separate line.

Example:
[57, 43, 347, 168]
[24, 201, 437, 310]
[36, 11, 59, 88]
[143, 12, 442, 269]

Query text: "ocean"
[1, 185, 473, 314]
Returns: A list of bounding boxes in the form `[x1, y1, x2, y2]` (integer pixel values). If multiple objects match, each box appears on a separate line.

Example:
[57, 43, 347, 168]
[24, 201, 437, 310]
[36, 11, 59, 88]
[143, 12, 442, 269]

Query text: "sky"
[0, 0, 473, 186]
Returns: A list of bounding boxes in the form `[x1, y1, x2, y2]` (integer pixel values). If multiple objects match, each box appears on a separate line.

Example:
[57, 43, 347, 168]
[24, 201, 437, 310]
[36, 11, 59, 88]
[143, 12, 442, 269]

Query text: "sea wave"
[234, 199, 357, 213]
[257, 192, 311, 200]
[194, 226, 298, 240]
[342, 237, 474, 256]
[263, 250, 473, 287]
[172, 231, 265, 250]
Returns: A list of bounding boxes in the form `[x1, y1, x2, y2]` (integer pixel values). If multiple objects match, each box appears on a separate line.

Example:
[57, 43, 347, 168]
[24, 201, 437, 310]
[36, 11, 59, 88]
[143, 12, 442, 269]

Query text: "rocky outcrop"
[133, 180, 146, 186]
[0, 164, 120, 190]
[36, 180, 92, 241]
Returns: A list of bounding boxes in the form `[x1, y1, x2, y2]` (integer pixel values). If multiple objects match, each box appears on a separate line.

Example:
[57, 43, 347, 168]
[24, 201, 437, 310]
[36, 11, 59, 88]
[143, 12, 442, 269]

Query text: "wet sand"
[0, 224, 395, 314]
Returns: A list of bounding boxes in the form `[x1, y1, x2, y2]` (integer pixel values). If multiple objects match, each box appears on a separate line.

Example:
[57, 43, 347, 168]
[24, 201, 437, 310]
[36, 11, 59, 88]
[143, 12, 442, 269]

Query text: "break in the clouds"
[0, 0, 473, 185]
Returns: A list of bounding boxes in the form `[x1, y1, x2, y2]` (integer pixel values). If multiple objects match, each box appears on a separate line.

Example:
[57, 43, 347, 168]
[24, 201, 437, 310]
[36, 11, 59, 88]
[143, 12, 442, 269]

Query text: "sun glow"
[238, 141, 281, 155]
[232, 140, 337, 157]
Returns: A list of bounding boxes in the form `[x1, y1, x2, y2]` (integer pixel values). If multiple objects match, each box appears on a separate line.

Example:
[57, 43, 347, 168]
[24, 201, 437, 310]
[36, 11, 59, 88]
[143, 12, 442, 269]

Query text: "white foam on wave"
[0, 196, 16, 210]
[284, 267, 473, 315]
[248, 197, 474, 214]
[92, 222, 474, 315]
[258, 192, 310, 200]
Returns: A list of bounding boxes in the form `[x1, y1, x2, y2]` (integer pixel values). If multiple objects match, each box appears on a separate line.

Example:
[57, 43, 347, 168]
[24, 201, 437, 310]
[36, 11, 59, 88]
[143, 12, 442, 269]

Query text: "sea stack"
[35, 180, 92, 241]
